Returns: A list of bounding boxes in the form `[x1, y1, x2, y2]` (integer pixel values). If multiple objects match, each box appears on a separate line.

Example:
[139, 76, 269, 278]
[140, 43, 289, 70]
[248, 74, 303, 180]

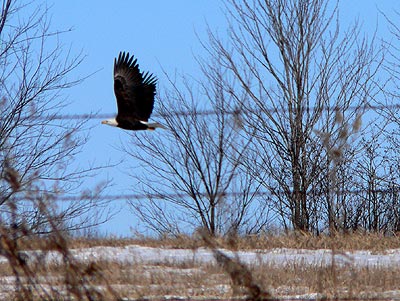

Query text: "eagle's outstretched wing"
[113, 52, 157, 122]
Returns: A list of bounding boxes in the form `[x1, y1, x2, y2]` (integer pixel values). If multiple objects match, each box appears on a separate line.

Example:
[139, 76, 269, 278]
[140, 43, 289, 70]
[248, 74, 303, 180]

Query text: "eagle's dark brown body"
[102, 52, 165, 131]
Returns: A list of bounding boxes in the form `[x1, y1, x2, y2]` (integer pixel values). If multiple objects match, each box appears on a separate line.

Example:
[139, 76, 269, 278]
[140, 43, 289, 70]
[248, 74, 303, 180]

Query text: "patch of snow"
[1, 245, 400, 268]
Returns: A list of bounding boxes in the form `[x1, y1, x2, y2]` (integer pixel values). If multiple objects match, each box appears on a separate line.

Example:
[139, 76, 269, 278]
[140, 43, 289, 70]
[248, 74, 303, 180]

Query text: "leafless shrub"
[125, 69, 271, 237]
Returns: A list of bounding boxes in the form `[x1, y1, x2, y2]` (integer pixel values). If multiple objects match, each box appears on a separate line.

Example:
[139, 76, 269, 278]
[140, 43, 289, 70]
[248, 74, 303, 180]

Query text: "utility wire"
[10, 187, 400, 202]
[42, 103, 398, 121]
[45, 110, 219, 120]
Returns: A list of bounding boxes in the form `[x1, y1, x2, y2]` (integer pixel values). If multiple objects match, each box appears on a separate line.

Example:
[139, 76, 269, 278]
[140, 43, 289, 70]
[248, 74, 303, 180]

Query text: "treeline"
[126, 0, 400, 236]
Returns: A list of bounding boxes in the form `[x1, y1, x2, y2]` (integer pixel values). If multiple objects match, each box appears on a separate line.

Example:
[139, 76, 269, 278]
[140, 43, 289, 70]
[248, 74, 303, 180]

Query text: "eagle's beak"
[101, 120, 107, 124]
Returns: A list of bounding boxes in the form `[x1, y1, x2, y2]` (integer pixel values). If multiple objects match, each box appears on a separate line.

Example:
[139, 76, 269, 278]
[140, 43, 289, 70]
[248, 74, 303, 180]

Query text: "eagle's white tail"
[140, 121, 167, 130]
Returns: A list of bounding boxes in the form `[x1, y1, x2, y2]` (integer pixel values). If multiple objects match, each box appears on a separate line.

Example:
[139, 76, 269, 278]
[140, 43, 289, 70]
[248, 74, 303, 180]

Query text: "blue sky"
[48, 1, 226, 236]
[44, 1, 399, 236]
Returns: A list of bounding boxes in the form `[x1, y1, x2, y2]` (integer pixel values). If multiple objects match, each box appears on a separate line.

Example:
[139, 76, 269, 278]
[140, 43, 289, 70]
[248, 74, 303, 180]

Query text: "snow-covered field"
[2, 245, 400, 300]
[6, 244, 400, 268]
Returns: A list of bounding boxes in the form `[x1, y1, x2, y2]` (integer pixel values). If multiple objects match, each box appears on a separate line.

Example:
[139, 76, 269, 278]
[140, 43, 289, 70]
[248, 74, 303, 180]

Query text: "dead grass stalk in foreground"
[200, 229, 271, 301]
[1, 164, 121, 301]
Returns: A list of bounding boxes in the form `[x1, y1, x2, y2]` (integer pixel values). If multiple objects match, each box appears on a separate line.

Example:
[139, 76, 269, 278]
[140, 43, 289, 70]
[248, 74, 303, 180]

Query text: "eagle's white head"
[101, 118, 118, 127]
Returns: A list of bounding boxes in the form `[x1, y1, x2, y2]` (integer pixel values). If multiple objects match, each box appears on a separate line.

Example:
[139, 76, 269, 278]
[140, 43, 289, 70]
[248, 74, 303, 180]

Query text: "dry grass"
[254, 263, 400, 299]
[1, 251, 399, 300]
[1, 232, 400, 300]
[26, 231, 400, 252]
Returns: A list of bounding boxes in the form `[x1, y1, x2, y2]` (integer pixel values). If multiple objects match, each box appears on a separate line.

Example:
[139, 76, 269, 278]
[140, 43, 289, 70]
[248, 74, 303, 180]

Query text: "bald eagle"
[101, 52, 165, 130]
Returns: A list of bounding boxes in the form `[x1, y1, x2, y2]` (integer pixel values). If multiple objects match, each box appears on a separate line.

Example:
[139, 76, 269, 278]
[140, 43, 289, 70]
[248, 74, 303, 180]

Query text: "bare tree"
[0, 1, 119, 299]
[202, 0, 383, 233]
[0, 0, 111, 233]
[125, 65, 271, 236]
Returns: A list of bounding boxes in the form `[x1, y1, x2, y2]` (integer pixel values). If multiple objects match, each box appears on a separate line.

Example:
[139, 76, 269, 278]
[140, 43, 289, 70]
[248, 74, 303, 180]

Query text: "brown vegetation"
[34, 231, 400, 252]
[1, 233, 400, 300]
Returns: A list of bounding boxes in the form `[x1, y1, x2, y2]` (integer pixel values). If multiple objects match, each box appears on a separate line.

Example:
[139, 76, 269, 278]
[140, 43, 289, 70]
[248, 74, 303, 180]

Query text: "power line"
[45, 110, 219, 120]
[42, 103, 399, 121]
[10, 187, 400, 202]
